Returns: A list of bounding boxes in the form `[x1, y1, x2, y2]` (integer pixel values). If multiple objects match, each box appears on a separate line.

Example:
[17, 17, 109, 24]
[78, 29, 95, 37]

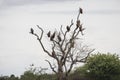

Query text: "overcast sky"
[0, 0, 120, 76]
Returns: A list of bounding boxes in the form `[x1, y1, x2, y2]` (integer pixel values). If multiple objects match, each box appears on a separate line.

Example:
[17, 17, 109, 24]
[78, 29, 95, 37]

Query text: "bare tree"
[30, 8, 94, 80]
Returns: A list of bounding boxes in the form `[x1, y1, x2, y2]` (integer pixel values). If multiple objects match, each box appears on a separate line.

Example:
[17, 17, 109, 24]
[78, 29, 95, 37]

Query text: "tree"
[20, 64, 48, 80]
[85, 53, 120, 80]
[0, 76, 9, 80]
[30, 8, 94, 80]
[9, 74, 19, 80]
[20, 71, 37, 80]
[0, 75, 19, 80]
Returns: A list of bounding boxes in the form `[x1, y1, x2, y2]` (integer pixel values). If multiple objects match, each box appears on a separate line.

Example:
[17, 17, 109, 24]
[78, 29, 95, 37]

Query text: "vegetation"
[0, 74, 19, 80]
[1, 53, 120, 80]
[84, 53, 120, 80]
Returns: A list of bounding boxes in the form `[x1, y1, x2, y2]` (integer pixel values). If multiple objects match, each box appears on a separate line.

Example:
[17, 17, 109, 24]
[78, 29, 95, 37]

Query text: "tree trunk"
[57, 64, 63, 80]
[57, 72, 63, 80]
[57, 62, 69, 80]
[57, 67, 69, 80]
[57, 72, 68, 80]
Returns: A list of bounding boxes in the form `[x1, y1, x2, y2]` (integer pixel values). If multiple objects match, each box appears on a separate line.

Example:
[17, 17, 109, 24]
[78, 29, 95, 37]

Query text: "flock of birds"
[30, 8, 84, 42]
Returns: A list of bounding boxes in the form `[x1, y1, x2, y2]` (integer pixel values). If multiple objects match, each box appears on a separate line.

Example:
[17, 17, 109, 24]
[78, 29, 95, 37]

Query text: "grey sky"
[0, 0, 80, 8]
[0, 0, 120, 76]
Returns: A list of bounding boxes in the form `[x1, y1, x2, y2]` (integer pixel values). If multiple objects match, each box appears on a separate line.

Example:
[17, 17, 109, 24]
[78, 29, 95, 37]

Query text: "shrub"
[85, 53, 120, 80]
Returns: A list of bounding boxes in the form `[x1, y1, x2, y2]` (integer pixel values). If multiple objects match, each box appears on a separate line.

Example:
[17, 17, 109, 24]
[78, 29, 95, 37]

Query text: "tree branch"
[67, 61, 74, 74]
[30, 25, 51, 57]
[61, 19, 74, 48]
[60, 25, 64, 36]
[45, 60, 57, 74]
[78, 49, 95, 62]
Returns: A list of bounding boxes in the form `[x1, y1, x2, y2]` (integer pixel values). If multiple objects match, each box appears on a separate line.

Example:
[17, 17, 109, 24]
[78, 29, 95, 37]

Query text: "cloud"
[86, 10, 120, 15]
[0, 0, 82, 12]
[0, 0, 81, 8]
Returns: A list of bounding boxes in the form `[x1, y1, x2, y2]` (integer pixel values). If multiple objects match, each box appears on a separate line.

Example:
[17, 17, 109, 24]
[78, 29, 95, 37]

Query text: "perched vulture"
[50, 32, 55, 41]
[52, 51, 55, 57]
[31, 64, 34, 66]
[66, 26, 70, 32]
[47, 31, 51, 37]
[30, 28, 34, 34]
[80, 8, 83, 14]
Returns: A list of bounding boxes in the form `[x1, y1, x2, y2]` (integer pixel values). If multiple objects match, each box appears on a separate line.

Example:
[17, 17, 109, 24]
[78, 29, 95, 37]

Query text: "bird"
[31, 64, 34, 66]
[30, 28, 34, 34]
[66, 26, 70, 32]
[79, 8, 83, 14]
[47, 31, 51, 37]
[50, 32, 56, 41]
[52, 51, 55, 57]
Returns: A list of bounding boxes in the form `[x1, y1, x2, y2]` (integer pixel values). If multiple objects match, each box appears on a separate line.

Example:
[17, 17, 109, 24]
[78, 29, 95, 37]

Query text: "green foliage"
[37, 74, 57, 80]
[2, 53, 120, 80]
[19, 64, 57, 80]
[0, 76, 9, 80]
[68, 66, 89, 80]
[9, 74, 19, 80]
[85, 53, 120, 80]
[20, 71, 37, 80]
[20, 71, 57, 80]
[0, 75, 19, 80]
[74, 66, 88, 76]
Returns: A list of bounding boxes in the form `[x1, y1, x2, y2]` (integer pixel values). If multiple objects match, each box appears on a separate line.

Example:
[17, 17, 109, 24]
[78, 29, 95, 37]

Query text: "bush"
[85, 53, 120, 80]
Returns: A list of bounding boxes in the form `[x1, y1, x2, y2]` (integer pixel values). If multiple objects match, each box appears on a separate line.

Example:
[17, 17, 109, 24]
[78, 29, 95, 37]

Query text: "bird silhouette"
[66, 26, 70, 32]
[30, 64, 34, 66]
[52, 51, 55, 57]
[80, 8, 83, 14]
[47, 31, 51, 37]
[30, 28, 34, 34]
[50, 32, 55, 41]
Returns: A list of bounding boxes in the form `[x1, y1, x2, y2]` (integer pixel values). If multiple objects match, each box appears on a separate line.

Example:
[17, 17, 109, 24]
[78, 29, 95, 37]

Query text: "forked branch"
[45, 60, 57, 74]
[30, 25, 51, 57]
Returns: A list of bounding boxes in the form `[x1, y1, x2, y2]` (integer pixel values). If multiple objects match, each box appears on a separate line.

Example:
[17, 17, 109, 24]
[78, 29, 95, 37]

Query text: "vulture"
[80, 8, 83, 14]
[66, 26, 70, 32]
[47, 31, 51, 37]
[50, 32, 55, 41]
[30, 28, 34, 34]
[52, 51, 55, 57]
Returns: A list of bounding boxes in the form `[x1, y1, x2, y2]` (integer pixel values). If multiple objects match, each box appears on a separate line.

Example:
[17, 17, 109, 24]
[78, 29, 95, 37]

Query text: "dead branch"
[30, 25, 52, 57]
[30, 8, 94, 80]
[45, 60, 57, 74]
